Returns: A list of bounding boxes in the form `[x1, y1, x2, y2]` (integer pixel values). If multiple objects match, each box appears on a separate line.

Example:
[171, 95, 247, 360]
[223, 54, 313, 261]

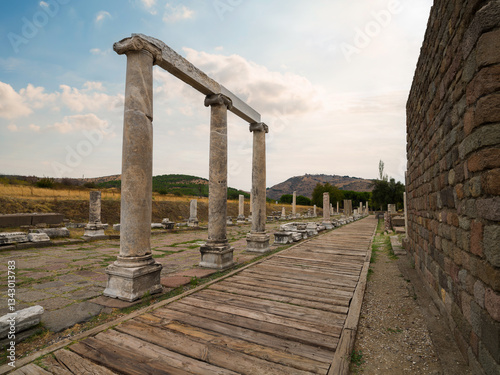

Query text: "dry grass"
[0, 184, 210, 203]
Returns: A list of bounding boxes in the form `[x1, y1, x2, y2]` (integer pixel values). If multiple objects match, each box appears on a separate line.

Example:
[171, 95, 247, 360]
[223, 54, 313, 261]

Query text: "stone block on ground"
[38, 227, 70, 238]
[0, 305, 44, 338]
[27, 232, 51, 243]
[274, 232, 294, 244]
[42, 302, 103, 332]
[0, 232, 29, 245]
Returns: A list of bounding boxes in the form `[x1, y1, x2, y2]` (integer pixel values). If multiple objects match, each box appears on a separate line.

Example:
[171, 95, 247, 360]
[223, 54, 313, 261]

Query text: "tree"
[371, 177, 404, 210]
[279, 194, 293, 204]
[311, 183, 343, 208]
[296, 195, 311, 206]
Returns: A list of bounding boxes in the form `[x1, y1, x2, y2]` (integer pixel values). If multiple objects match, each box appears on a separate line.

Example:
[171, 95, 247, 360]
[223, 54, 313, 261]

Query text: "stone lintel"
[103, 263, 162, 302]
[114, 34, 261, 124]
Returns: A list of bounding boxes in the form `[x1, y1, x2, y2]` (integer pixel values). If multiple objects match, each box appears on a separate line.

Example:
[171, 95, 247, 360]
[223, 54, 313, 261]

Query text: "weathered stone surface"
[27, 232, 50, 243]
[151, 223, 163, 229]
[114, 34, 260, 123]
[246, 232, 270, 253]
[42, 302, 102, 332]
[0, 306, 44, 338]
[113, 224, 120, 231]
[161, 218, 175, 229]
[323, 192, 330, 223]
[39, 227, 70, 238]
[273, 232, 293, 244]
[0, 232, 29, 245]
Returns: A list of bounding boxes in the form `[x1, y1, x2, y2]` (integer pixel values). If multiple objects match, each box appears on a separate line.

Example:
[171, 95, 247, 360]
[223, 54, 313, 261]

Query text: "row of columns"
[104, 47, 269, 301]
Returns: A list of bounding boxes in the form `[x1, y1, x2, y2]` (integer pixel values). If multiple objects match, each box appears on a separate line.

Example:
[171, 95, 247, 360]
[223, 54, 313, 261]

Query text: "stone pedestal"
[104, 45, 161, 301]
[200, 94, 234, 269]
[84, 191, 105, 237]
[246, 122, 270, 253]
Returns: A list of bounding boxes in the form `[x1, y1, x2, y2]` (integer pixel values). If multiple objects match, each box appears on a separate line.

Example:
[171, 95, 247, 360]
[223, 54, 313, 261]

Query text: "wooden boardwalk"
[11, 216, 377, 375]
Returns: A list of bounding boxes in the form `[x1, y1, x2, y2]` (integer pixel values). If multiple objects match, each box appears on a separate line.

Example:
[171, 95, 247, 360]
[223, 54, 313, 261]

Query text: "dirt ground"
[351, 229, 472, 374]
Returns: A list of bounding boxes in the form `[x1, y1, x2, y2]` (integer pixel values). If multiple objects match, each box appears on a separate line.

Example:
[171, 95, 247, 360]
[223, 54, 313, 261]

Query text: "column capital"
[249, 122, 269, 133]
[204, 93, 233, 109]
[114, 35, 158, 60]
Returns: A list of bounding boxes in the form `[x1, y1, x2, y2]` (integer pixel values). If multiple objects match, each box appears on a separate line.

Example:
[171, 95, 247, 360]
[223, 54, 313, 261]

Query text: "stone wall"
[406, 1, 500, 374]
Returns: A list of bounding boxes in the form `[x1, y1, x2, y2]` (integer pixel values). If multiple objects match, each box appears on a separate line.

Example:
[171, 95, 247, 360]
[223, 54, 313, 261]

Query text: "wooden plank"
[262, 260, 361, 278]
[179, 295, 342, 337]
[196, 289, 347, 324]
[166, 302, 339, 350]
[141, 310, 334, 364]
[40, 349, 118, 375]
[107, 324, 313, 375]
[210, 282, 350, 313]
[117, 318, 329, 374]
[229, 274, 354, 297]
[9, 364, 51, 375]
[70, 337, 193, 375]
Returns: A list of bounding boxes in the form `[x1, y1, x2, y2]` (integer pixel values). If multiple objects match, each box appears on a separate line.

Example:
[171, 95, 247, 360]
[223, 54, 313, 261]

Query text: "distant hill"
[266, 174, 373, 200]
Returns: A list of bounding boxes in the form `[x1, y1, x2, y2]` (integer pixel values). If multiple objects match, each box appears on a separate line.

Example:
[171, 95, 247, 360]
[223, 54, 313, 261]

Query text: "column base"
[246, 232, 270, 253]
[237, 215, 246, 224]
[83, 223, 105, 237]
[188, 219, 199, 227]
[103, 261, 162, 302]
[199, 243, 234, 269]
[323, 221, 334, 230]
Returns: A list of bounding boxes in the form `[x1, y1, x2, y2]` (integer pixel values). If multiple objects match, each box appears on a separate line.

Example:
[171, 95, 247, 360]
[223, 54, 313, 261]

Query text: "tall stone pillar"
[323, 192, 332, 229]
[359, 202, 362, 214]
[365, 201, 369, 214]
[237, 194, 245, 223]
[330, 203, 333, 215]
[246, 122, 270, 253]
[292, 191, 297, 217]
[200, 94, 234, 269]
[188, 199, 199, 227]
[84, 191, 105, 237]
[281, 206, 286, 219]
[104, 46, 162, 301]
[313, 205, 317, 217]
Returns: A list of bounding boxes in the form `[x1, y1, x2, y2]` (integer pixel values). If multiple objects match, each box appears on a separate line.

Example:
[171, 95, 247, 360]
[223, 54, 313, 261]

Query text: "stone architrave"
[104, 43, 162, 302]
[313, 205, 317, 217]
[188, 199, 199, 227]
[323, 192, 333, 229]
[246, 122, 270, 253]
[200, 94, 234, 269]
[292, 191, 297, 217]
[237, 194, 245, 223]
[84, 191, 105, 237]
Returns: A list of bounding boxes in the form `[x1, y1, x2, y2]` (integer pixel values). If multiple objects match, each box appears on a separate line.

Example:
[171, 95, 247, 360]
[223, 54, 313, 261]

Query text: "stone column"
[323, 192, 333, 229]
[200, 94, 234, 269]
[104, 46, 162, 301]
[247, 122, 270, 253]
[365, 201, 369, 214]
[330, 203, 333, 215]
[359, 202, 363, 214]
[237, 194, 245, 223]
[313, 205, 317, 217]
[84, 191, 105, 237]
[188, 199, 199, 227]
[292, 191, 297, 217]
[281, 206, 286, 219]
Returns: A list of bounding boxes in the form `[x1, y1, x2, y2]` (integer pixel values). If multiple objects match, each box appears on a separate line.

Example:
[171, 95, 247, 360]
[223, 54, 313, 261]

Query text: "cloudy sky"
[0, 0, 432, 191]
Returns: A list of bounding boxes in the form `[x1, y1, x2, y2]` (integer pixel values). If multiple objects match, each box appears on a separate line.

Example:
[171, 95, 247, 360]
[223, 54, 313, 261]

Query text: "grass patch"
[386, 327, 403, 333]
[350, 349, 365, 366]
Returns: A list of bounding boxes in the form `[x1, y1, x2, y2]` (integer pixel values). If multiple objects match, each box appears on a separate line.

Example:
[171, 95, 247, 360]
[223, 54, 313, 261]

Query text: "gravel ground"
[351, 231, 472, 374]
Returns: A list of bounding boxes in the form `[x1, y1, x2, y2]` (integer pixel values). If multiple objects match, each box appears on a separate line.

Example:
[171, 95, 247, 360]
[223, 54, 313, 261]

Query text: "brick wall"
[406, 1, 500, 374]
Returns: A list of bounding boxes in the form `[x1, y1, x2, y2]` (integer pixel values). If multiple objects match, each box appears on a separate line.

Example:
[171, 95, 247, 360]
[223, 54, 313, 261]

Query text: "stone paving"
[0, 220, 305, 333]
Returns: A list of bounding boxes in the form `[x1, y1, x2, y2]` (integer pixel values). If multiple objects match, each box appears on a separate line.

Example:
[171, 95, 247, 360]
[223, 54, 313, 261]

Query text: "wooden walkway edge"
[5, 216, 377, 375]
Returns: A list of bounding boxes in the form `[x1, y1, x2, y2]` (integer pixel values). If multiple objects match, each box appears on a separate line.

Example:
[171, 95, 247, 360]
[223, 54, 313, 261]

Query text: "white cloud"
[89, 48, 110, 56]
[7, 124, 18, 132]
[59, 83, 123, 112]
[19, 84, 58, 109]
[182, 48, 322, 117]
[39, 1, 48, 8]
[0, 82, 32, 119]
[50, 113, 110, 134]
[163, 3, 193, 23]
[29, 124, 41, 132]
[95, 10, 111, 25]
[140, 0, 157, 14]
